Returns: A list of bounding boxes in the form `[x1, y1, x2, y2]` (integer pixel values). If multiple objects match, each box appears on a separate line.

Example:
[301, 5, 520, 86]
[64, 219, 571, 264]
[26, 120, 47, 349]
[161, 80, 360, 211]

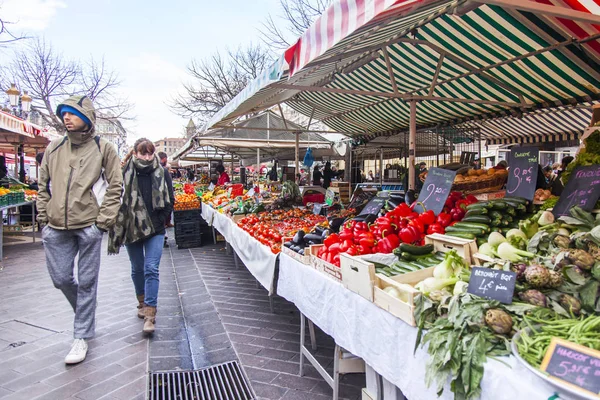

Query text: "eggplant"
[298, 249, 305, 256]
[303, 234, 323, 244]
[321, 229, 331, 239]
[328, 217, 345, 232]
[283, 242, 293, 248]
[292, 230, 305, 245]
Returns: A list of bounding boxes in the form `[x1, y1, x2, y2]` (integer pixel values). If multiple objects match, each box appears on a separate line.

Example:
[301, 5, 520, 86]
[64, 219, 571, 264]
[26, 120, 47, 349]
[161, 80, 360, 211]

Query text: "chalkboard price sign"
[506, 147, 539, 201]
[552, 164, 600, 218]
[325, 189, 335, 206]
[414, 168, 457, 215]
[540, 337, 600, 397]
[467, 267, 516, 304]
[359, 196, 386, 216]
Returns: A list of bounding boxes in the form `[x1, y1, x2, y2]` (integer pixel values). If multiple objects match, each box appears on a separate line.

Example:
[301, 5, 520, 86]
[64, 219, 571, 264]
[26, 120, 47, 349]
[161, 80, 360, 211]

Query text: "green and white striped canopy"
[206, 0, 600, 145]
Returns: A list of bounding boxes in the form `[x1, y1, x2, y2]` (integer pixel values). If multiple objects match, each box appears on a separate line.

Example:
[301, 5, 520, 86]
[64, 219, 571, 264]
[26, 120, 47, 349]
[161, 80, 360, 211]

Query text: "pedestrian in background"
[109, 138, 174, 335]
[37, 95, 123, 364]
[323, 161, 334, 189]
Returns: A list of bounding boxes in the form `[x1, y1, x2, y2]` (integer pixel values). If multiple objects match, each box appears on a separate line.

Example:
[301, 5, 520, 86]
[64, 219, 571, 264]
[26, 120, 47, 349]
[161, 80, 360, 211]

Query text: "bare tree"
[3, 38, 132, 132]
[260, 0, 331, 50]
[0, 14, 28, 47]
[171, 44, 271, 121]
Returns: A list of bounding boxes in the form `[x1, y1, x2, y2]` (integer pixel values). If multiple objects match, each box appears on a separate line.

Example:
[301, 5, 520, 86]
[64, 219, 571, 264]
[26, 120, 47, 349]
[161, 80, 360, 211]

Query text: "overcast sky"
[1, 0, 281, 143]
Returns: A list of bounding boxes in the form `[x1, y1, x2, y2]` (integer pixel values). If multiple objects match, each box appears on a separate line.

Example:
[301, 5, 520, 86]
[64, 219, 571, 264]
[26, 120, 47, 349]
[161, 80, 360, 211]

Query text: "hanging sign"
[467, 267, 516, 304]
[414, 168, 457, 215]
[552, 164, 600, 217]
[506, 147, 539, 201]
[540, 337, 600, 397]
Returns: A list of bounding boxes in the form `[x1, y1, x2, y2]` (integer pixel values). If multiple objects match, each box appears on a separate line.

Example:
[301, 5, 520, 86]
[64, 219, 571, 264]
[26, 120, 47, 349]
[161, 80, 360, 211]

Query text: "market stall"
[182, 1, 600, 399]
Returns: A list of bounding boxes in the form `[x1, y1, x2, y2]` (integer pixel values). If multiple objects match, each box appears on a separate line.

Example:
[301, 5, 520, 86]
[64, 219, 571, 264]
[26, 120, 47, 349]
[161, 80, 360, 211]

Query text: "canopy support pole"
[295, 133, 299, 181]
[257, 148, 260, 178]
[436, 128, 440, 167]
[408, 101, 416, 191]
[231, 153, 234, 180]
[13, 144, 18, 181]
[35, 148, 39, 180]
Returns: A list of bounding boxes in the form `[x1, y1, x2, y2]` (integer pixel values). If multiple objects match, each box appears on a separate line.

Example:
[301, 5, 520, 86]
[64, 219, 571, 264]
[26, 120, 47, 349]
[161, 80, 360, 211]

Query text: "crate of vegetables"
[340, 253, 378, 301]
[423, 233, 478, 265]
[309, 244, 342, 282]
[374, 270, 432, 326]
[281, 237, 311, 265]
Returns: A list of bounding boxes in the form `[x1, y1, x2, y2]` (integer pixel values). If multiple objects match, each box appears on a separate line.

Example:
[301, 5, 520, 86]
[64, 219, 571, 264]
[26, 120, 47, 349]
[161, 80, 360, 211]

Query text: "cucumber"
[379, 269, 394, 277]
[453, 222, 491, 233]
[445, 226, 486, 236]
[399, 243, 434, 255]
[411, 259, 434, 269]
[419, 257, 440, 267]
[461, 215, 491, 224]
[389, 265, 411, 274]
[393, 260, 421, 271]
[431, 252, 446, 261]
[400, 252, 436, 262]
[445, 232, 476, 240]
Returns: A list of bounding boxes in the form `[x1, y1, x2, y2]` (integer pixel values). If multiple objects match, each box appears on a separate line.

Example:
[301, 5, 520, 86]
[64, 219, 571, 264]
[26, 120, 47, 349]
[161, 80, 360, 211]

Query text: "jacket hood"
[56, 95, 97, 130]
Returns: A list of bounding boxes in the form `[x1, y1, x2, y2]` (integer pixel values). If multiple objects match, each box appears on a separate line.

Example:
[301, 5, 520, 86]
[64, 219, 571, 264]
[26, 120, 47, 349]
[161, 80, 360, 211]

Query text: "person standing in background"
[38, 95, 123, 364]
[322, 162, 333, 189]
[216, 165, 230, 185]
[312, 165, 323, 186]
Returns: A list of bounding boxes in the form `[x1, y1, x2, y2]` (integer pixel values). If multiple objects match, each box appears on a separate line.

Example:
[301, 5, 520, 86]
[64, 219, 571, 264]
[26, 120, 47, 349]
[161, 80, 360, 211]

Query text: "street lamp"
[4, 83, 32, 119]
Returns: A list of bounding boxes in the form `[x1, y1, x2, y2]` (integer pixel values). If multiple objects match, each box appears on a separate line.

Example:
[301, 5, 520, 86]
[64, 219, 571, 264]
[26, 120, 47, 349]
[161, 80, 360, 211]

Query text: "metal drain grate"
[149, 361, 255, 400]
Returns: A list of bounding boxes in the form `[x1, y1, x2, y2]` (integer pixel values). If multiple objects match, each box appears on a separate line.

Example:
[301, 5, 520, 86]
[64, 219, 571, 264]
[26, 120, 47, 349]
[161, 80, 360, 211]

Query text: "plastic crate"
[175, 221, 201, 236]
[177, 239, 202, 249]
[173, 209, 201, 223]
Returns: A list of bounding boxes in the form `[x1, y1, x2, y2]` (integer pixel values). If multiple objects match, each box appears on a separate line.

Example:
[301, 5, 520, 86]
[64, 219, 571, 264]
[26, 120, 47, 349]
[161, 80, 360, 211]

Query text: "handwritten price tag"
[506, 146, 539, 201]
[415, 168, 457, 215]
[467, 267, 516, 304]
[541, 337, 600, 397]
[553, 165, 600, 218]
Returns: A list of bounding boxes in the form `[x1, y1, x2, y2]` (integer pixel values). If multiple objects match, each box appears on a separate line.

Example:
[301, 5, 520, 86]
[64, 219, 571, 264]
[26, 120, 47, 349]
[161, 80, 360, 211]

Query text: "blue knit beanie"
[60, 105, 92, 128]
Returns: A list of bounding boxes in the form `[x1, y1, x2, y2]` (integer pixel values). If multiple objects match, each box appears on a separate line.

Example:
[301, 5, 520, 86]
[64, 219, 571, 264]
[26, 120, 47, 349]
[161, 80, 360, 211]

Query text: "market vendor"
[216, 165, 230, 185]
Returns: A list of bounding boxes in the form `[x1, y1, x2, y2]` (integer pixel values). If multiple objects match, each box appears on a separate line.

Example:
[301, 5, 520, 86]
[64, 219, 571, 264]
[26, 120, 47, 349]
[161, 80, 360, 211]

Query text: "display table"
[201, 205, 279, 293]
[278, 253, 558, 400]
[0, 201, 37, 261]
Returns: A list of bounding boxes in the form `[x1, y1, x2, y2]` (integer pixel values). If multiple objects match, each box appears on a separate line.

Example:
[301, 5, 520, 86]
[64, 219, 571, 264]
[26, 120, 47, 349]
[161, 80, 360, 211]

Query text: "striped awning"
[205, 0, 600, 144]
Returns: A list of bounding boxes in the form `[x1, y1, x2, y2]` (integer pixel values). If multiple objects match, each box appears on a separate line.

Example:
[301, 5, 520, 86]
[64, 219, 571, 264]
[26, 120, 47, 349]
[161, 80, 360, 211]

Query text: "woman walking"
[108, 138, 174, 334]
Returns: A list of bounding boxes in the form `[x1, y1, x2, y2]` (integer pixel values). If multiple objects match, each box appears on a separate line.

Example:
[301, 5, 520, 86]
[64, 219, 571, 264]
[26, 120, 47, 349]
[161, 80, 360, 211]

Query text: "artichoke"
[558, 294, 582, 316]
[524, 264, 550, 288]
[566, 249, 595, 270]
[553, 235, 571, 249]
[518, 289, 547, 307]
[484, 309, 514, 335]
[547, 270, 564, 289]
[510, 263, 527, 282]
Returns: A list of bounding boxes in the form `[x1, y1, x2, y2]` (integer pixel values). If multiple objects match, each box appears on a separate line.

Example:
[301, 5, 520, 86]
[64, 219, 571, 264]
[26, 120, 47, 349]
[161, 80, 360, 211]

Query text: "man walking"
[37, 96, 123, 364]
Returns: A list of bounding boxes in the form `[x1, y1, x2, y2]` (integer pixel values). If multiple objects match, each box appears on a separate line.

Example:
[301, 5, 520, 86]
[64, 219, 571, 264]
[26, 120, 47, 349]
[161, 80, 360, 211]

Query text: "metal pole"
[257, 148, 260, 181]
[408, 101, 417, 190]
[13, 145, 18, 180]
[295, 133, 300, 180]
[35, 148, 39, 181]
[478, 129, 482, 168]
[379, 147, 384, 185]
[436, 128, 440, 167]
[231, 153, 234, 181]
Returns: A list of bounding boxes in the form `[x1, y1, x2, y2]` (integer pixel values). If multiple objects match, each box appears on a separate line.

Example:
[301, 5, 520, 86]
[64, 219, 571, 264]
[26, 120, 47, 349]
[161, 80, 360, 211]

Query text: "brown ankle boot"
[136, 295, 145, 319]
[143, 306, 156, 334]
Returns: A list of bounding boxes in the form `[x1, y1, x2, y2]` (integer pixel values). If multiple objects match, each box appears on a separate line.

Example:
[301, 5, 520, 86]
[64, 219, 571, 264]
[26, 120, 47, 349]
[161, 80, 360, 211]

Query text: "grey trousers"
[43, 225, 103, 339]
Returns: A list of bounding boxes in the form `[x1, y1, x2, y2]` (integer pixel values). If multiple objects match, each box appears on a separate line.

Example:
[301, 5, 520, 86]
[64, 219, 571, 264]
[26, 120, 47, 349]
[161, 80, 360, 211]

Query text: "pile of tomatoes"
[174, 193, 201, 211]
[238, 209, 326, 254]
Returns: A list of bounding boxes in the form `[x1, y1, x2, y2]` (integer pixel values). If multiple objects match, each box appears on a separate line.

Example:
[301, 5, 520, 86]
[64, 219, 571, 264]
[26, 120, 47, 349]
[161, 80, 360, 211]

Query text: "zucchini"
[371, 262, 391, 270]
[393, 260, 420, 271]
[466, 202, 489, 211]
[411, 259, 434, 269]
[476, 237, 487, 247]
[400, 252, 436, 262]
[399, 243, 434, 255]
[461, 215, 491, 224]
[503, 196, 529, 205]
[453, 222, 491, 233]
[445, 225, 486, 236]
[431, 252, 446, 261]
[464, 209, 488, 218]
[445, 232, 476, 240]
[389, 265, 411, 274]
[379, 269, 394, 277]
[489, 210, 503, 220]
[506, 207, 516, 216]
[489, 201, 507, 210]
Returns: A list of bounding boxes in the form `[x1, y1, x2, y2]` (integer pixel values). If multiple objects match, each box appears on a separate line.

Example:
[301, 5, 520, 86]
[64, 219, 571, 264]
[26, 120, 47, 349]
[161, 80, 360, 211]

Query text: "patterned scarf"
[108, 155, 171, 255]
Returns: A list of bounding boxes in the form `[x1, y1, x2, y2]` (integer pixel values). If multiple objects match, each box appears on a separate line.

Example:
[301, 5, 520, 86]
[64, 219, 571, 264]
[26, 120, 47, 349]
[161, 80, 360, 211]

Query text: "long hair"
[122, 138, 155, 165]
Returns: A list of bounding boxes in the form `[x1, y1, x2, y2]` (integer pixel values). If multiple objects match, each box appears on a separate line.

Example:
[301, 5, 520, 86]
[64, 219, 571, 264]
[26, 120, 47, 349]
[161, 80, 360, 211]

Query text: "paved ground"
[0, 230, 363, 400]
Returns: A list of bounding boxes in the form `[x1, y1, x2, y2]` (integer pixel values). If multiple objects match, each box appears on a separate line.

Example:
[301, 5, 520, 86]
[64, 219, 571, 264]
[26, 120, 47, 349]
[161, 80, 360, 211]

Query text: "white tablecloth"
[201, 205, 278, 293]
[278, 253, 559, 400]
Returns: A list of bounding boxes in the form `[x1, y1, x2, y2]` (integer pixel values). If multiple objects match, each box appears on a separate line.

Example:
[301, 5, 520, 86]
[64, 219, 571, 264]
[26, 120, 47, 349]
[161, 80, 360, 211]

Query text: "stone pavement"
[0, 232, 364, 400]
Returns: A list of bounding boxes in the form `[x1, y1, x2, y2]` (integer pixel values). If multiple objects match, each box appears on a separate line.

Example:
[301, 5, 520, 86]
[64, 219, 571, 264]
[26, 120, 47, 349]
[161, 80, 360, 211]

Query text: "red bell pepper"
[409, 218, 425, 234]
[340, 239, 353, 253]
[323, 233, 339, 248]
[455, 199, 470, 211]
[450, 207, 465, 221]
[358, 232, 376, 249]
[418, 210, 435, 226]
[358, 244, 372, 254]
[338, 229, 354, 242]
[465, 195, 479, 204]
[377, 233, 400, 253]
[399, 225, 420, 244]
[333, 254, 341, 267]
[436, 212, 452, 228]
[328, 242, 341, 255]
[346, 245, 358, 256]
[392, 203, 412, 217]
[427, 223, 445, 235]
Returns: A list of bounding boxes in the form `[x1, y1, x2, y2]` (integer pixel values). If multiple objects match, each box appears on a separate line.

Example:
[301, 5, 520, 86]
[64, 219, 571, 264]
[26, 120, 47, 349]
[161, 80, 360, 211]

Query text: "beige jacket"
[37, 96, 123, 231]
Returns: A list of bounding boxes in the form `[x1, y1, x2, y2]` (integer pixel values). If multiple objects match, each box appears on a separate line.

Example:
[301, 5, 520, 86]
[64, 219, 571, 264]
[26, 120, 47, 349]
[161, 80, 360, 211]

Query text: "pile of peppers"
[317, 197, 477, 266]
[443, 192, 479, 221]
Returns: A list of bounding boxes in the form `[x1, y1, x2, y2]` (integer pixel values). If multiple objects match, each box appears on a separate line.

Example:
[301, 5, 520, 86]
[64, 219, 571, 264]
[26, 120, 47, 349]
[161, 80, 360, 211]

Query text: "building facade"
[96, 116, 128, 158]
[154, 137, 187, 157]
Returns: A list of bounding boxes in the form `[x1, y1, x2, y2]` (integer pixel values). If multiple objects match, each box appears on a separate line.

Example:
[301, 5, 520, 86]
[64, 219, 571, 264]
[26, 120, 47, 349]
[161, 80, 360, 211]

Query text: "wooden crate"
[231, 214, 247, 223]
[374, 268, 434, 327]
[340, 253, 377, 301]
[309, 244, 342, 282]
[424, 233, 478, 265]
[281, 237, 311, 265]
[474, 190, 506, 201]
[331, 181, 349, 188]
[472, 252, 496, 266]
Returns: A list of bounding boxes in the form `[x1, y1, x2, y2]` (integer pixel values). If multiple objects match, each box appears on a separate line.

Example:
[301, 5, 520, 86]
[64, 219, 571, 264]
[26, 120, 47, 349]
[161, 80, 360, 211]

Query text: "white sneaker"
[65, 339, 88, 364]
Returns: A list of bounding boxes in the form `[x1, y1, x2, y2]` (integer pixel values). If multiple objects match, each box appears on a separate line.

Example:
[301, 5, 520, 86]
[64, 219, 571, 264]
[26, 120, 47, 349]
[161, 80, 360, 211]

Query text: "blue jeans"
[125, 234, 165, 307]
